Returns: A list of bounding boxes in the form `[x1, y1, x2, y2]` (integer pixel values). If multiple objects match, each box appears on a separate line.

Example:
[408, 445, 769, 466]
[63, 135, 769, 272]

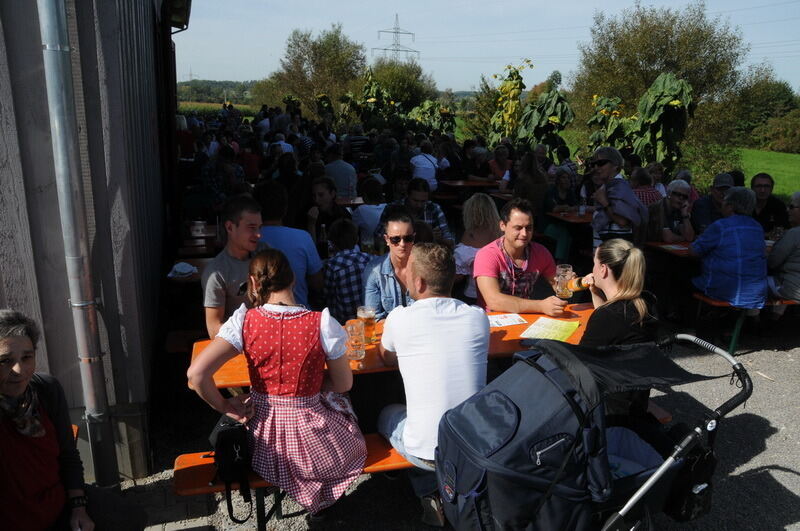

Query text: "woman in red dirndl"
[188, 249, 366, 516]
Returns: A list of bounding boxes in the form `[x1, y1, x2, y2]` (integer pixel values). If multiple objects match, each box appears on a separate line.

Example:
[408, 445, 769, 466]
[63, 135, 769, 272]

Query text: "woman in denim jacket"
[363, 207, 416, 318]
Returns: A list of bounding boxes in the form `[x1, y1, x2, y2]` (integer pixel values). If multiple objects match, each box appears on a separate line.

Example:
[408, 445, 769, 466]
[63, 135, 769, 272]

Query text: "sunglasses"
[670, 191, 689, 200]
[387, 234, 416, 245]
[589, 159, 611, 168]
[789, 204, 799, 210]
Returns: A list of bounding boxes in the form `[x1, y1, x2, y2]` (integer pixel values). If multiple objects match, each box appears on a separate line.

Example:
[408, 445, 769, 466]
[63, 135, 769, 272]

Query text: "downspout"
[36, 0, 120, 487]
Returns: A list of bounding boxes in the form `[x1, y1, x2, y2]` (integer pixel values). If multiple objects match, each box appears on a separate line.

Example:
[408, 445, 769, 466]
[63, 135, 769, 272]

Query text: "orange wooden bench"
[173, 433, 412, 530]
[692, 293, 797, 355]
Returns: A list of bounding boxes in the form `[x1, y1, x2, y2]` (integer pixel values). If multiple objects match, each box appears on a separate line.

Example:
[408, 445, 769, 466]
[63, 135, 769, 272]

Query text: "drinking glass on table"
[345, 320, 366, 362]
[357, 305, 377, 343]
[554, 264, 574, 300]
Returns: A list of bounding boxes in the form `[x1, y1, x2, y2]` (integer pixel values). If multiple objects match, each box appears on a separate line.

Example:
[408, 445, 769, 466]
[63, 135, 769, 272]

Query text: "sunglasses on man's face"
[387, 234, 416, 245]
[590, 159, 611, 168]
[671, 191, 689, 200]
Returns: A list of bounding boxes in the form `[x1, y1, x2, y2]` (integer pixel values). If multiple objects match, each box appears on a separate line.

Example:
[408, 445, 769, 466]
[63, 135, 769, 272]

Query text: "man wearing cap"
[691, 173, 733, 234]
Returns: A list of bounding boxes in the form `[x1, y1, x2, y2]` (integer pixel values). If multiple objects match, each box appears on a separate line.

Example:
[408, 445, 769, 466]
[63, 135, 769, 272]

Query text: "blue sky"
[173, 0, 800, 92]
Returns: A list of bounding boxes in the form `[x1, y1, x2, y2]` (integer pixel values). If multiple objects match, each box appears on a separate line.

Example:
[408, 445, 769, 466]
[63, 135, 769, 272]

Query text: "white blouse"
[218, 304, 347, 360]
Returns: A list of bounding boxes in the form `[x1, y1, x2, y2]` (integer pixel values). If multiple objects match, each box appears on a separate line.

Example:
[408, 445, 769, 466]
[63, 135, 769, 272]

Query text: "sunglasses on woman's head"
[387, 234, 416, 245]
[590, 159, 611, 168]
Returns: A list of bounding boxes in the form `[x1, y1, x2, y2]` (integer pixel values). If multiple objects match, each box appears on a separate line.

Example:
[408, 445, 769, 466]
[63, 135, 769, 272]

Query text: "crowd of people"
[7, 105, 794, 529]
[176, 104, 800, 526]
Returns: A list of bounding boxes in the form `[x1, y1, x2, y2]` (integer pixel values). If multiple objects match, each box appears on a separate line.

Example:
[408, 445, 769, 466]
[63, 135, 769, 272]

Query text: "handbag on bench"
[209, 414, 252, 524]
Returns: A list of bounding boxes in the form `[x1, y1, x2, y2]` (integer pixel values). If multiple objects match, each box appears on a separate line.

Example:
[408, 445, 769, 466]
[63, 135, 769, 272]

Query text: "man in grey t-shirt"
[200, 195, 263, 338]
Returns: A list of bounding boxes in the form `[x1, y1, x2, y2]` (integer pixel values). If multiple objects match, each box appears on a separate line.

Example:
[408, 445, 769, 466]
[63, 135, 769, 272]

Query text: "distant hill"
[177, 80, 256, 104]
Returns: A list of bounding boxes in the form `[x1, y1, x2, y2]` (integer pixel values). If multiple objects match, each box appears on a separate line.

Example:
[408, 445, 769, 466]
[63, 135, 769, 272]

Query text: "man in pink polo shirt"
[474, 198, 566, 315]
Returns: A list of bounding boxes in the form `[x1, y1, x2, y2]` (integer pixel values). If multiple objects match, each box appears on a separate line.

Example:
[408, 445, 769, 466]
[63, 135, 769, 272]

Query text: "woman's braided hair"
[247, 249, 294, 306]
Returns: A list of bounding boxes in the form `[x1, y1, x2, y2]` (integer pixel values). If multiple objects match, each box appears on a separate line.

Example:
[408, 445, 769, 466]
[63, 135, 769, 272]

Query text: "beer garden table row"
[190, 304, 594, 389]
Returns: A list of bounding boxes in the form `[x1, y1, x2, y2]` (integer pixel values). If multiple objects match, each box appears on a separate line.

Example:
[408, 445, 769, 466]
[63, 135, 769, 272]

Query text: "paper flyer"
[488, 313, 528, 327]
[520, 317, 580, 341]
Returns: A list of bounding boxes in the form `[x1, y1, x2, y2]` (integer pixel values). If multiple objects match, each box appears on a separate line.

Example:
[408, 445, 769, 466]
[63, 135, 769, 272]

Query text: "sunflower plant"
[629, 73, 693, 172]
[517, 88, 574, 154]
[489, 60, 531, 145]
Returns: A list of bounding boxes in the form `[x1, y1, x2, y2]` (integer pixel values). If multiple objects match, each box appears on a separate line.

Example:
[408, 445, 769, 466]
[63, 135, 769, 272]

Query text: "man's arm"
[475, 276, 566, 316]
[378, 343, 398, 366]
[205, 307, 225, 339]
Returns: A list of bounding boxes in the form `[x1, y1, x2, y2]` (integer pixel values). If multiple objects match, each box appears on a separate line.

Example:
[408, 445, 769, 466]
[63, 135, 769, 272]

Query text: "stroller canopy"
[518, 339, 722, 408]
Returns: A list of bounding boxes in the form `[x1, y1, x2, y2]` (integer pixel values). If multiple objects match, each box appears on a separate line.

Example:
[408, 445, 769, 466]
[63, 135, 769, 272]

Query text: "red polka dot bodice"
[242, 307, 325, 396]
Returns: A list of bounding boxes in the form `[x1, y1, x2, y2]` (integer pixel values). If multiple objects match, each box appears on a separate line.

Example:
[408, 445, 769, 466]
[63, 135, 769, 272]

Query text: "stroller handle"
[659, 333, 753, 420]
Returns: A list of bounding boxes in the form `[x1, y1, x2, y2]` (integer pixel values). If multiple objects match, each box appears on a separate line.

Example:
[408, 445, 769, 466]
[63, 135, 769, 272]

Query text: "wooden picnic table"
[490, 192, 513, 202]
[190, 303, 594, 389]
[439, 179, 502, 189]
[645, 241, 694, 258]
[546, 211, 593, 224]
[336, 196, 365, 208]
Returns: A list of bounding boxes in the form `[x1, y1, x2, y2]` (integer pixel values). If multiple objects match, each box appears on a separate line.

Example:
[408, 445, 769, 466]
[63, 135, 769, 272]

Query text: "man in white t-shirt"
[378, 242, 489, 526]
[409, 140, 439, 191]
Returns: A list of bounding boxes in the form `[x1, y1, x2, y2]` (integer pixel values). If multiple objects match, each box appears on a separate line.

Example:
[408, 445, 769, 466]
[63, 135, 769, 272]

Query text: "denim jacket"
[362, 254, 414, 319]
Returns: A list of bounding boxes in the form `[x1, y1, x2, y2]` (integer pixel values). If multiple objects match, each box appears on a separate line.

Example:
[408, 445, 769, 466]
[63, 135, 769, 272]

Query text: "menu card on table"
[488, 313, 528, 328]
[520, 317, 580, 341]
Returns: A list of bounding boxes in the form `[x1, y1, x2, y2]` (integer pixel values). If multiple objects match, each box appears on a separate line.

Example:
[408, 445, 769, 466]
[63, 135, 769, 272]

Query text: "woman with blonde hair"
[581, 238, 656, 346]
[581, 239, 668, 452]
[454, 193, 501, 303]
[188, 249, 366, 521]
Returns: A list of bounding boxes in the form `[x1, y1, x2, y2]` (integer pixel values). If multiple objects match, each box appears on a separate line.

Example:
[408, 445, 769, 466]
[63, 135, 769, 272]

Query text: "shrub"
[752, 109, 800, 154]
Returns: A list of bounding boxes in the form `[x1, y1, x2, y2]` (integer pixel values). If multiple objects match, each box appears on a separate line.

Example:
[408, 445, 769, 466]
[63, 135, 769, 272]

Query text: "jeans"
[377, 403, 438, 497]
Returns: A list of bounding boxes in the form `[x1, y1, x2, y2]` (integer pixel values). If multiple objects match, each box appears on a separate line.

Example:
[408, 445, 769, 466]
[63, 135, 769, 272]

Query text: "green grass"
[739, 148, 800, 198]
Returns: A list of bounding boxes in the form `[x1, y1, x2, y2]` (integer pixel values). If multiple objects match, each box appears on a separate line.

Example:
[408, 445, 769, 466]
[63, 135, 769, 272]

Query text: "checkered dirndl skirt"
[248, 391, 367, 514]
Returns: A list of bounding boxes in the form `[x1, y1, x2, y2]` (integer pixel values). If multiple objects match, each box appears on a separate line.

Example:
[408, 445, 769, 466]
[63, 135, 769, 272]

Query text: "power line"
[372, 14, 419, 60]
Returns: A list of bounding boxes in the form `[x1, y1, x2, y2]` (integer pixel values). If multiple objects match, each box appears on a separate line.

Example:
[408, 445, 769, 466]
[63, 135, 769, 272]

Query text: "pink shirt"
[473, 238, 557, 310]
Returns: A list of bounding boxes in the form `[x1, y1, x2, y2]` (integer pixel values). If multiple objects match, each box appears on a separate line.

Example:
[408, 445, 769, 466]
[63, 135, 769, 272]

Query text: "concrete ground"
[99, 309, 800, 530]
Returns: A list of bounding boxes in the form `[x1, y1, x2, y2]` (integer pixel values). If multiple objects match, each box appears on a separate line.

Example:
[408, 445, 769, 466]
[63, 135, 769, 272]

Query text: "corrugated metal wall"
[116, 0, 164, 335]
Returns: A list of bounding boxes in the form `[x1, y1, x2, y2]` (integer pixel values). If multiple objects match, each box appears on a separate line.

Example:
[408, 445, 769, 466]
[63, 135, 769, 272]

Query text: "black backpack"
[435, 344, 612, 530]
[209, 414, 252, 524]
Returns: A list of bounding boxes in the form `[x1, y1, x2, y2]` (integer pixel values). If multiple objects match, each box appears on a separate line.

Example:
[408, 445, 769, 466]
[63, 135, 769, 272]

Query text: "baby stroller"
[435, 334, 752, 530]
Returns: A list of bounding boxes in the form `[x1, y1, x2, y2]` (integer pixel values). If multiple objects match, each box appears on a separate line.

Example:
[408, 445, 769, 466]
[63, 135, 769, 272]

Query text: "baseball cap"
[712, 173, 734, 189]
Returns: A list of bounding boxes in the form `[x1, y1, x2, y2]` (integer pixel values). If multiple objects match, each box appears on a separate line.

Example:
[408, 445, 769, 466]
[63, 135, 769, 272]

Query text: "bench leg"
[255, 487, 266, 531]
[728, 310, 746, 355]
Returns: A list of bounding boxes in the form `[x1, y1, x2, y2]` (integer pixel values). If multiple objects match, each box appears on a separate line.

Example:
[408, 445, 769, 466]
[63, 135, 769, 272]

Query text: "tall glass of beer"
[357, 305, 377, 343]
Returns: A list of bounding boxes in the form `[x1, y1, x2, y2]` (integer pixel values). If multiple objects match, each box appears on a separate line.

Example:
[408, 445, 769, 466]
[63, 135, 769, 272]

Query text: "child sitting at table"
[187, 249, 366, 522]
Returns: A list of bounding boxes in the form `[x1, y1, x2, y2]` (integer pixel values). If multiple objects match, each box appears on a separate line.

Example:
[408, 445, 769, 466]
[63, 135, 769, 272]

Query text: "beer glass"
[554, 264, 574, 299]
[345, 320, 365, 361]
[357, 305, 377, 343]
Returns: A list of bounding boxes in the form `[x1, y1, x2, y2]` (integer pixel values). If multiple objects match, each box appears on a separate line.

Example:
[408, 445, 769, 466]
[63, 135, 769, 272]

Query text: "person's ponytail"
[247, 249, 294, 306]
[596, 239, 649, 324]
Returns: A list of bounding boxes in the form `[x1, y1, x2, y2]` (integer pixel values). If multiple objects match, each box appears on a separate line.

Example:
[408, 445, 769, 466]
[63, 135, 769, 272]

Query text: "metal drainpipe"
[36, 0, 120, 487]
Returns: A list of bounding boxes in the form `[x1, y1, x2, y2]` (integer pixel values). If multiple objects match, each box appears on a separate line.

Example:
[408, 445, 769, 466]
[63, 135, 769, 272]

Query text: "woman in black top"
[580, 239, 671, 453]
[581, 238, 657, 348]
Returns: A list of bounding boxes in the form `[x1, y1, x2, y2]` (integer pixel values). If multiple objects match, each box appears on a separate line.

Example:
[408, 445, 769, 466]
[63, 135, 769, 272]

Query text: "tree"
[733, 65, 798, 145]
[252, 24, 366, 117]
[460, 76, 500, 141]
[753, 108, 800, 154]
[571, 2, 747, 120]
[371, 57, 437, 111]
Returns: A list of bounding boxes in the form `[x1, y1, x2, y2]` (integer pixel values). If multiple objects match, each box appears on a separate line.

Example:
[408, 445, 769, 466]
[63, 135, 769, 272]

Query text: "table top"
[547, 211, 593, 224]
[645, 241, 693, 257]
[645, 239, 773, 259]
[336, 196, 365, 208]
[490, 192, 513, 202]
[439, 179, 501, 188]
[190, 304, 594, 389]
